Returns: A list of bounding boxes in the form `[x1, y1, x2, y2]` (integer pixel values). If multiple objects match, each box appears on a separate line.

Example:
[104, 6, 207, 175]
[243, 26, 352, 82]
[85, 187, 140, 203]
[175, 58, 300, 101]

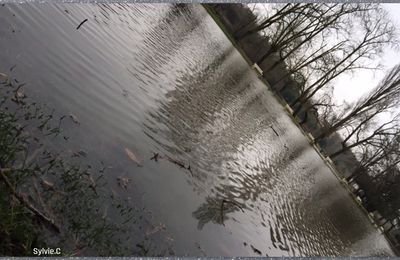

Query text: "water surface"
[0, 3, 394, 256]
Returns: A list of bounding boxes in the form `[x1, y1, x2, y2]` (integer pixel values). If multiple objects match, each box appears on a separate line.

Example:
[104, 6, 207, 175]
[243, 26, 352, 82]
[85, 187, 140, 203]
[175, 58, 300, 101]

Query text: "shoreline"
[202, 3, 400, 256]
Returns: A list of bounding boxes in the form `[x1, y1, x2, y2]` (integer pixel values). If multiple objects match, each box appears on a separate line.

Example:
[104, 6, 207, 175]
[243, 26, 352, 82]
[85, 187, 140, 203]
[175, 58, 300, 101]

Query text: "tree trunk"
[300, 111, 308, 125]
[329, 146, 348, 158]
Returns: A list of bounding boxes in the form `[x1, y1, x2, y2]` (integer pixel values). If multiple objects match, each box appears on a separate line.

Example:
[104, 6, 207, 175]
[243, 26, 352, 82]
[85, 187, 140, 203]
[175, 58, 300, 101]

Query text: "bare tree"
[297, 88, 336, 125]
[291, 6, 396, 110]
[234, 3, 305, 40]
[345, 128, 400, 184]
[315, 64, 400, 143]
[354, 136, 400, 221]
[274, 40, 347, 93]
[330, 116, 400, 158]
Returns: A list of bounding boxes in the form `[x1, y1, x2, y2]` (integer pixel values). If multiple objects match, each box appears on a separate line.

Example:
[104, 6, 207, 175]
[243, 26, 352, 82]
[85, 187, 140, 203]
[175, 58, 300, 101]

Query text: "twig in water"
[33, 181, 56, 222]
[150, 152, 161, 162]
[269, 125, 279, 136]
[69, 113, 80, 125]
[187, 165, 193, 176]
[0, 170, 60, 233]
[250, 245, 262, 255]
[165, 155, 186, 168]
[76, 19, 88, 30]
[152, 153, 194, 175]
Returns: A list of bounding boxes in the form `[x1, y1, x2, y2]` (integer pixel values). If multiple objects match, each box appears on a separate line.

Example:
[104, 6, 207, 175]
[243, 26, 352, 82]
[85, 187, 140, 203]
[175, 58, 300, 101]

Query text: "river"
[0, 3, 394, 256]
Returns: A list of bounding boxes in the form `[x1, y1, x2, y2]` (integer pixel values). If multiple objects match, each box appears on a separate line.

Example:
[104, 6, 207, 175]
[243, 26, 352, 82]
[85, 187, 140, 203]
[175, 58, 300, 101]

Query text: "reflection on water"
[0, 3, 394, 256]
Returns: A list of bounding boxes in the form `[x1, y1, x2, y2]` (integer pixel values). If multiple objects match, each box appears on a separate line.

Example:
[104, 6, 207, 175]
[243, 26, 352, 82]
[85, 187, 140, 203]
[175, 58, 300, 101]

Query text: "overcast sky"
[333, 4, 400, 105]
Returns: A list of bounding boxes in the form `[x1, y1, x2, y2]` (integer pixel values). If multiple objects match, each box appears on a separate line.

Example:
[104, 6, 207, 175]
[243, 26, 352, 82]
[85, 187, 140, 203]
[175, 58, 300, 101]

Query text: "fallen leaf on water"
[0, 72, 8, 82]
[72, 150, 87, 158]
[41, 179, 54, 190]
[15, 89, 25, 98]
[69, 114, 80, 125]
[11, 89, 26, 103]
[11, 88, 26, 103]
[125, 148, 142, 166]
[117, 176, 132, 190]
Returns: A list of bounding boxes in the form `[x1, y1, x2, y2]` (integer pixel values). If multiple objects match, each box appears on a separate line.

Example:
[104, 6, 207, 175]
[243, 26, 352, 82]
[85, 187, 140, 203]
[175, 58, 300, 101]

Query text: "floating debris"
[270, 125, 279, 136]
[69, 114, 80, 125]
[11, 87, 26, 104]
[117, 176, 131, 190]
[76, 18, 88, 30]
[152, 153, 193, 175]
[0, 72, 8, 82]
[15, 90, 25, 98]
[41, 179, 55, 190]
[72, 150, 87, 158]
[165, 155, 188, 169]
[125, 148, 142, 166]
[250, 245, 262, 255]
[150, 152, 161, 162]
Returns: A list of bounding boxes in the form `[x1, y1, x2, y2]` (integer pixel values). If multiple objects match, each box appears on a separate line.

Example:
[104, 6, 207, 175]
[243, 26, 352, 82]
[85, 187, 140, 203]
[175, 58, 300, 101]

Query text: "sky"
[253, 4, 400, 107]
[333, 4, 400, 105]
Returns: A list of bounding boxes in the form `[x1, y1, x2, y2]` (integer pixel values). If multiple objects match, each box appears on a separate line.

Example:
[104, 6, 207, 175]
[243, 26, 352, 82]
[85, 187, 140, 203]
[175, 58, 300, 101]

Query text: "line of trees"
[235, 3, 400, 222]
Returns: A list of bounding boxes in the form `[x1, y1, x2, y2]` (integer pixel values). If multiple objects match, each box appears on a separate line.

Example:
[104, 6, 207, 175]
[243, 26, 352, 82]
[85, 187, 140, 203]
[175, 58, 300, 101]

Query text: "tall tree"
[290, 5, 396, 111]
[242, 4, 396, 117]
[234, 3, 304, 40]
[330, 119, 400, 158]
[316, 64, 400, 143]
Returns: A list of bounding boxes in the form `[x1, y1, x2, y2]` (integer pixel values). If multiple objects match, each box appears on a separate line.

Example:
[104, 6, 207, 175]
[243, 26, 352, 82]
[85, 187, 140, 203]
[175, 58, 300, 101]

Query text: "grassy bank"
[0, 73, 174, 256]
[0, 179, 44, 255]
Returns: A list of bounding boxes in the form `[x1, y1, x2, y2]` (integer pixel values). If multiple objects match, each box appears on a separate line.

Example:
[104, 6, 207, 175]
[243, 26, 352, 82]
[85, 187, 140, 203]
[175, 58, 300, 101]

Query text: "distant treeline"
[206, 3, 356, 175]
[205, 3, 400, 252]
